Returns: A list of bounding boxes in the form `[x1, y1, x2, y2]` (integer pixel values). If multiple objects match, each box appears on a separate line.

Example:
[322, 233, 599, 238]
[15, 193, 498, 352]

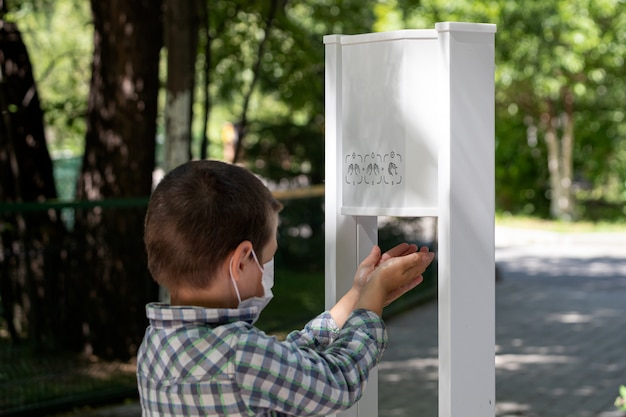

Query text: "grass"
[495, 213, 626, 233]
[0, 340, 137, 415]
[255, 269, 325, 338]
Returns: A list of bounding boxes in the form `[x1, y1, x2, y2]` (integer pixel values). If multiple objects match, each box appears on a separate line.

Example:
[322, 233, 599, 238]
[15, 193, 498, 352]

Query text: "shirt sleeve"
[284, 310, 341, 349]
[234, 309, 388, 416]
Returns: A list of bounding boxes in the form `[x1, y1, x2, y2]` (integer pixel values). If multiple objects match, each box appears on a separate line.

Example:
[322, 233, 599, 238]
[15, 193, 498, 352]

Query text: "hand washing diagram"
[344, 151, 403, 186]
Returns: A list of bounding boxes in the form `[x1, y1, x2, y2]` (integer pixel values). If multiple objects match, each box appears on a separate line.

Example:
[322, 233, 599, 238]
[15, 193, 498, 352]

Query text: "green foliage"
[616, 385, 626, 411]
[203, 1, 379, 263]
[10, 0, 626, 221]
[255, 268, 325, 335]
[204, 0, 377, 177]
[6, 0, 92, 157]
[275, 195, 325, 271]
[378, 0, 626, 219]
[495, 105, 551, 217]
[496, 0, 626, 217]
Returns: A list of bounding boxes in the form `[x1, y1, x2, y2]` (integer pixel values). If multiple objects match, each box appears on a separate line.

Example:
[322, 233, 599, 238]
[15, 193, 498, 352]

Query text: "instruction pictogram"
[344, 151, 403, 186]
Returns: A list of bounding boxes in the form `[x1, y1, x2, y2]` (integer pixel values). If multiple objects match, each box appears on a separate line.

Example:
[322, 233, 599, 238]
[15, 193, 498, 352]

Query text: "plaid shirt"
[137, 303, 387, 416]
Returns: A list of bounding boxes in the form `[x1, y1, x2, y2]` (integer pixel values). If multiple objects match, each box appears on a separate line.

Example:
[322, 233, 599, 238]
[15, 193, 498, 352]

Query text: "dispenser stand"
[324, 22, 497, 417]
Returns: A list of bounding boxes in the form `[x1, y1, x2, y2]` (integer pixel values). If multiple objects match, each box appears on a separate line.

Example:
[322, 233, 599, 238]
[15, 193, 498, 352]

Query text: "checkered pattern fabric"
[137, 303, 387, 416]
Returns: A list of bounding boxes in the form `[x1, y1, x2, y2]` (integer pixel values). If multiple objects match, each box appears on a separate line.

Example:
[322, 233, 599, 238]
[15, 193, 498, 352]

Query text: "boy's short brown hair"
[144, 160, 283, 290]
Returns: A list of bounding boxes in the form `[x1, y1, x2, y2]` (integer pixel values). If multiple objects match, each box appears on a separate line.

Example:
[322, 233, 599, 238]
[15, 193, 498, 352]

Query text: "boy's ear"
[229, 241, 254, 281]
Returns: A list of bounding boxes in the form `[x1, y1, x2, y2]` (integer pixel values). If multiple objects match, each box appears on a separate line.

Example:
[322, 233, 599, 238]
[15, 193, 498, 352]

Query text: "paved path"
[379, 227, 626, 417]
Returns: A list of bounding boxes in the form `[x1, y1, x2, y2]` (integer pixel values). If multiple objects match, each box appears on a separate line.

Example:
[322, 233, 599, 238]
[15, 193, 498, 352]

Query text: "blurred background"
[1, 0, 625, 415]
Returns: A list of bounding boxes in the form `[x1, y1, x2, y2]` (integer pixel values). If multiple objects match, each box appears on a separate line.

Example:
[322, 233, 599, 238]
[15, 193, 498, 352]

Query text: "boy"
[138, 160, 435, 416]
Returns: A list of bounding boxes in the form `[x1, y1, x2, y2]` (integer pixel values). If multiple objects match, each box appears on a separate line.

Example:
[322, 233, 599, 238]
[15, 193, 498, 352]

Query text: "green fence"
[0, 198, 151, 416]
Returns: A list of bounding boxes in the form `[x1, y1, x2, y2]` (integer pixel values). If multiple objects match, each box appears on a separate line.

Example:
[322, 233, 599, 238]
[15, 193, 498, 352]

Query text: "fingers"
[379, 242, 418, 264]
[362, 244, 433, 289]
[388, 242, 417, 257]
[384, 275, 424, 306]
[402, 251, 435, 277]
[376, 250, 434, 292]
[356, 247, 435, 314]
[359, 245, 382, 268]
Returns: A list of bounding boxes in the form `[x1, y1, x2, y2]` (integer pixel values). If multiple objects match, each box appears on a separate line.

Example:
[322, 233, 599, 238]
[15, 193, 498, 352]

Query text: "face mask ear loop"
[229, 256, 243, 304]
[250, 249, 264, 273]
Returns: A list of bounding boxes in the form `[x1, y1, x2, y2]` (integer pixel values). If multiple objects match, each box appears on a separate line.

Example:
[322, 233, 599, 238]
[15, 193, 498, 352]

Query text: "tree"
[200, 0, 378, 267]
[10, 0, 92, 157]
[163, 0, 198, 172]
[0, 0, 67, 348]
[492, 0, 626, 220]
[73, 0, 163, 360]
[379, 0, 626, 220]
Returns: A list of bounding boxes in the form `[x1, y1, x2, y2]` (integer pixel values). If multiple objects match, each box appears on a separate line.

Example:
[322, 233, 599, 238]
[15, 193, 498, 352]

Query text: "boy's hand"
[330, 243, 432, 327]
[353, 243, 418, 293]
[355, 247, 435, 316]
[377, 246, 433, 306]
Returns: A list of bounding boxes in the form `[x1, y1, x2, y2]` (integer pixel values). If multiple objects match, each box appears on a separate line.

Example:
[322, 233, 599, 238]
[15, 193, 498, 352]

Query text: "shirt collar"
[145, 302, 259, 328]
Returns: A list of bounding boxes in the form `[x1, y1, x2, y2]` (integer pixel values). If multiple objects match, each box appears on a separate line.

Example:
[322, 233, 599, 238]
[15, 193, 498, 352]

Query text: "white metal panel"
[324, 34, 358, 417]
[325, 22, 496, 417]
[340, 35, 440, 215]
[324, 34, 342, 312]
[436, 23, 496, 417]
[339, 29, 438, 45]
[353, 217, 378, 417]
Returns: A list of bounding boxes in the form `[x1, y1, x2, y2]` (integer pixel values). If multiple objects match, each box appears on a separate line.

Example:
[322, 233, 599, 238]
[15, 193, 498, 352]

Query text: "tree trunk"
[199, 1, 211, 160]
[158, 0, 199, 303]
[561, 90, 575, 218]
[0, 16, 66, 348]
[74, 0, 162, 360]
[232, 0, 280, 163]
[543, 99, 574, 221]
[163, 0, 198, 171]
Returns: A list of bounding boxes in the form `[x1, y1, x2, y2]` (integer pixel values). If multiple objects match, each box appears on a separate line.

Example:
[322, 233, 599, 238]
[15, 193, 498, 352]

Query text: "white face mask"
[229, 248, 274, 323]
